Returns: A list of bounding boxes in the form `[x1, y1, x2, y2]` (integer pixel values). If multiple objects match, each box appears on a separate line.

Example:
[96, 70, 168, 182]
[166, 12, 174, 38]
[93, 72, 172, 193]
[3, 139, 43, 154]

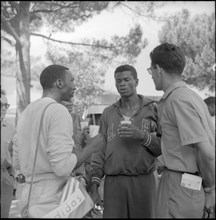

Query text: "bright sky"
[41, 1, 214, 98]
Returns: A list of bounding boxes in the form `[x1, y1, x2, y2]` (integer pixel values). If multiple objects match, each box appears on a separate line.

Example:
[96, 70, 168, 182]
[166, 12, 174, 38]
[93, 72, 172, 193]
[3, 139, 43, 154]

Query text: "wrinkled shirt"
[157, 82, 215, 173]
[13, 97, 77, 183]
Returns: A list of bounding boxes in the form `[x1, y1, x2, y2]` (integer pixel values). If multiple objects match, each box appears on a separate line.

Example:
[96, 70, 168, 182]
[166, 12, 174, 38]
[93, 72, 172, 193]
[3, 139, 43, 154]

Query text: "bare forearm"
[72, 144, 95, 170]
[72, 133, 105, 171]
[12, 144, 20, 171]
[195, 142, 215, 187]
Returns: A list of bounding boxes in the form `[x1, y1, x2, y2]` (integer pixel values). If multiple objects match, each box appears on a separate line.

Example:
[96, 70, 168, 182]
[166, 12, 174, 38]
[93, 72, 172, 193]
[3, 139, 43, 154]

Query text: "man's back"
[14, 97, 77, 182]
[158, 82, 214, 173]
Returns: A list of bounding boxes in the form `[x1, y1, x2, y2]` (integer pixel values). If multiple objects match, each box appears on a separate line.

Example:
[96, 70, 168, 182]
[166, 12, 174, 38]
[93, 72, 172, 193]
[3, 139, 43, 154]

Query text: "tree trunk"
[16, 2, 31, 122]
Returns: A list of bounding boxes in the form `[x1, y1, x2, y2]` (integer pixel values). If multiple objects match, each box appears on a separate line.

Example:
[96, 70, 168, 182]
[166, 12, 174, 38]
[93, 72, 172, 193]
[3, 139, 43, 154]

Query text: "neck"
[42, 90, 61, 103]
[120, 94, 140, 109]
[162, 75, 182, 92]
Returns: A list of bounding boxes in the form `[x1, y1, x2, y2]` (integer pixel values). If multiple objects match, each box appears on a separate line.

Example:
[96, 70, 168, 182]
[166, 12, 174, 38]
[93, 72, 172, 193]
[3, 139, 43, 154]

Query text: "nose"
[118, 81, 126, 87]
[119, 83, 126, 89]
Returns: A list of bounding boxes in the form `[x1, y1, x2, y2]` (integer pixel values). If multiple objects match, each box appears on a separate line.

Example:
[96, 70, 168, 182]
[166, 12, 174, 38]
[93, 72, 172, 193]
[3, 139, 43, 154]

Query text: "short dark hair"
[204, 96, 215, 106]
[150, 43, 186, 75]
[40, 65, 69, 89]
[114, 64, 137, 79]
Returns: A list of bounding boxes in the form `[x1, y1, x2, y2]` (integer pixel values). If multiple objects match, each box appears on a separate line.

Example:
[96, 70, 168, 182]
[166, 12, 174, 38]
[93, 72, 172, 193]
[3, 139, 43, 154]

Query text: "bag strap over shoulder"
[26, 102, 56, 214]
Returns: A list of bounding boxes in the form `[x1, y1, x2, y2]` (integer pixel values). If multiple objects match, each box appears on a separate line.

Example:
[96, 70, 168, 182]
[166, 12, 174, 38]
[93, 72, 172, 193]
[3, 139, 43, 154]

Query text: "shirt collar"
[161, 81, 187, 100]
[113, 94, 155, 109]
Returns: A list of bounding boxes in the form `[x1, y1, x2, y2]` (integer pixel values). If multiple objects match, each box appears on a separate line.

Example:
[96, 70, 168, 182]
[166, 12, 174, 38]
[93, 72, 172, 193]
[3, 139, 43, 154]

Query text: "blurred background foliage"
[1, 1, 215, 121]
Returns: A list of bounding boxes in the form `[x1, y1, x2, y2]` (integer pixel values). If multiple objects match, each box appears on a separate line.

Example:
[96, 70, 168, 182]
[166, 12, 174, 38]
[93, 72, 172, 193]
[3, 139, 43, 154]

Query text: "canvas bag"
[41, 175, 94, 218]
[26, 102, 94, 218]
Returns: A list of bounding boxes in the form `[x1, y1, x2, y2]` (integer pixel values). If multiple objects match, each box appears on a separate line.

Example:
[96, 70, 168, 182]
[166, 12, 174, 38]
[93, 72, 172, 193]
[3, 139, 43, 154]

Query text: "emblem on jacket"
[142, 119, 150, 132]
[107, 123, 116, 142]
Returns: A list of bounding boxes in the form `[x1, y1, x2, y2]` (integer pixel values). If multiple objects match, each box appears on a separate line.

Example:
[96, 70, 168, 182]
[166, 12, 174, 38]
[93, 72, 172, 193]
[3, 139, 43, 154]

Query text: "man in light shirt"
[148, 43, 215, 218]
[1, 89, 16, 218]
[13, 64, 104, 218]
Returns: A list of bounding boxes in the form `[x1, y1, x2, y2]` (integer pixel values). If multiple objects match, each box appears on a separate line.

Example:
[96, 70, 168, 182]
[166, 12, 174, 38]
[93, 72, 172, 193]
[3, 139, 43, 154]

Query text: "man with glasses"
[148, 43, 215, 218]
[1, 89, 16, 218]
[147, 67, 153, 75]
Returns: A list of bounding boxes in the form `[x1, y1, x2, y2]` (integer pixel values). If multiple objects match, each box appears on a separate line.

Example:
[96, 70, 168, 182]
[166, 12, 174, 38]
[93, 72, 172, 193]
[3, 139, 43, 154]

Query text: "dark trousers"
[103, 174, 156, 218]
[1, 171, 14, 218]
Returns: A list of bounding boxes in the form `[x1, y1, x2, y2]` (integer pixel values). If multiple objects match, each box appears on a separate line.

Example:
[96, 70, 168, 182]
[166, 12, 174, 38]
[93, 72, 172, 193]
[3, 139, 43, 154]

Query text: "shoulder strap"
[26, 102, 55, 214]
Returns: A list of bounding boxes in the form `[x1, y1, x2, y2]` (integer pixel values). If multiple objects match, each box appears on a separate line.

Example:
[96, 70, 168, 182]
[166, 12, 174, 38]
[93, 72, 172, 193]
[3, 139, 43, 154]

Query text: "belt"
[164, 167, 200, 176]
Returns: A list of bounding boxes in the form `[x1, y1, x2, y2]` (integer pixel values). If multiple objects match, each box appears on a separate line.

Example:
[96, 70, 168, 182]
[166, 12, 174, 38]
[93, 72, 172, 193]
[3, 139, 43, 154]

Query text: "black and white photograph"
[1, 1, 215, 218]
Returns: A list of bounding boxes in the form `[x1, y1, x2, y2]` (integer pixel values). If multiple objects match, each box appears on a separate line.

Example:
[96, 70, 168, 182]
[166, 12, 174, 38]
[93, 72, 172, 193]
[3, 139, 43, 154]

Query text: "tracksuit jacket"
[91, 94, 161, 185]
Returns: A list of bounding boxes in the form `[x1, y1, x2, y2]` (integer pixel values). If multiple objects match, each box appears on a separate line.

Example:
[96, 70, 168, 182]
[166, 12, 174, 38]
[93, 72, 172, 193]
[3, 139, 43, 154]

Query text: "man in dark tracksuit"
[89, 64, 161, 218]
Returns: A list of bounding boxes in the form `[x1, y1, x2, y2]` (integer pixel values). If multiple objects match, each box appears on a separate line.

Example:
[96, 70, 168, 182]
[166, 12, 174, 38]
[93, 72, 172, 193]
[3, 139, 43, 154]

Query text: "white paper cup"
[120, 120, 131, 125]
[120, 120, 131, 129]
[81, 121, 89, 129]
[89, 125, 100, 137]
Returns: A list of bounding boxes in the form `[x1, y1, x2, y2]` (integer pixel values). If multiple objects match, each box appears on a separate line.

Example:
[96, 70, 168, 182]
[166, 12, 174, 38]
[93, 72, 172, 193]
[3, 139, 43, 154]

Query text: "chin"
[121, 94, 130, 98]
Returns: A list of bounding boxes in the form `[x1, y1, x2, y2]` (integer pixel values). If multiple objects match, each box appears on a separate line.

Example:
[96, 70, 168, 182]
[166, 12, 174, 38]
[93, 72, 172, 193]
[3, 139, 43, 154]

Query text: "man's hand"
[150, 120, 157, 133]
[203, 189, 215, 218]
[89, 184, 103, 209]
[81, 126, 90, 139]
[117, 123, 143, 140]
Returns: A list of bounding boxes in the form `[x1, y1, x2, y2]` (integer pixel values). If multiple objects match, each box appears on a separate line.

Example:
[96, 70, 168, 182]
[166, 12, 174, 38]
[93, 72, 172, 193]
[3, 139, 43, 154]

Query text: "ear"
[156, 64, 166, 74]
[156, 64, 160, 72]
[56, 79, 63, 89]
[135, 78, 139, 87]
[155, 64, 163, 77]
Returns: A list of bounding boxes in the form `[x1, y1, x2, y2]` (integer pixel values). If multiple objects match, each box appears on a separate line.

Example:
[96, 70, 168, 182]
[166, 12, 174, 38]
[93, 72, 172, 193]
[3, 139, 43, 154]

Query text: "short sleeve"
[168, 98, 209, 146]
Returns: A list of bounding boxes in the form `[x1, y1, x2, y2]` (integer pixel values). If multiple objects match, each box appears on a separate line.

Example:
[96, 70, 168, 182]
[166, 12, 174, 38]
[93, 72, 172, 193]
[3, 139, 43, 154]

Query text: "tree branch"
[30, 32, 115, 49]
[1, 35, 15, 46]
[120, 2, 176, 21]
[1, 14, 21, 47]
[31, 3, 79, 14]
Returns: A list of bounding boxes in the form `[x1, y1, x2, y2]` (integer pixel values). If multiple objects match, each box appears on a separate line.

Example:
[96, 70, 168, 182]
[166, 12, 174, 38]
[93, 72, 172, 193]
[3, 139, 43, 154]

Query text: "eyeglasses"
[1, 103, 10, 109]
[147, 67, 153, 75]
